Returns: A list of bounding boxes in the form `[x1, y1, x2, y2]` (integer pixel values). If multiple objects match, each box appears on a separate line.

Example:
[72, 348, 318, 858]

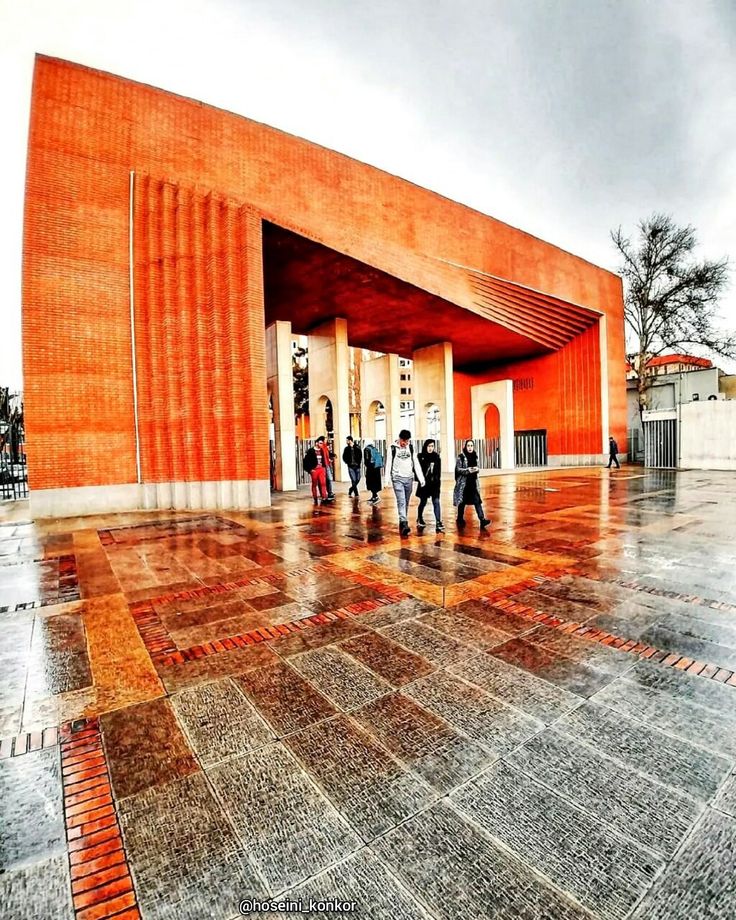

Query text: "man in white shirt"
[388, 429, 425, 537]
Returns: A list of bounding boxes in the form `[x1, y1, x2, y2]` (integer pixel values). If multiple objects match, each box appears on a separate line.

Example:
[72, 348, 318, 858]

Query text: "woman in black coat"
[416, 439, 444, 532]
[453, 439, 491, 528]
[363, 440, 383, 504]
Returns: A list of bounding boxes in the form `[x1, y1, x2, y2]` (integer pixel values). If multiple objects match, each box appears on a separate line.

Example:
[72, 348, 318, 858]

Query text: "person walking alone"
[363, 440, 383, 504]
[388, 429, 425, 537]
[607, 436, 620, 469]
[454, 439, 491, 529]
[343, 436, 362, 497]
[416, 439, 444, 533]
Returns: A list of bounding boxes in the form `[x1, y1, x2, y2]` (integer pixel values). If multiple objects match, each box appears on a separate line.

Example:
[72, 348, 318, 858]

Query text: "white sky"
[1, 0, 735, 388]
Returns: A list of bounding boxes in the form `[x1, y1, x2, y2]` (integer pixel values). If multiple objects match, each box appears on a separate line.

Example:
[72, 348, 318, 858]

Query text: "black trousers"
[457, 499, 484, 521]
[607, 454, 620, 469]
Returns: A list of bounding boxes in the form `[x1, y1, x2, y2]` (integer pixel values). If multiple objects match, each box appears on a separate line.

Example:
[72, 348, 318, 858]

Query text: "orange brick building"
[23, 56, 626, 516]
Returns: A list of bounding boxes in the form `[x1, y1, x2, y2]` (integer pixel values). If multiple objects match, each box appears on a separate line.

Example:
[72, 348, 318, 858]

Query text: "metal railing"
[0, 409, 28, 501]
[514, 429, 548, 467]
[643, 418, 677, 469]
[454, 438, 500, 470]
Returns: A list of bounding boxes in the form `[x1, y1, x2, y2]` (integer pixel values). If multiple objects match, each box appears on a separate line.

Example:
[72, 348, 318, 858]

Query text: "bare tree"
[611, 213, 733, 415]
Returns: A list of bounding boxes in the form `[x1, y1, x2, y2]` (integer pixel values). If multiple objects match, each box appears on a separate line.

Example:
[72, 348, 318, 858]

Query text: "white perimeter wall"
[680, 401, 736, 470]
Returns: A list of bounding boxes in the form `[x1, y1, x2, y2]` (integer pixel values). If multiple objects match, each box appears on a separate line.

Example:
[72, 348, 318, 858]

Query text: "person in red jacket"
[316, 436, 335, 500]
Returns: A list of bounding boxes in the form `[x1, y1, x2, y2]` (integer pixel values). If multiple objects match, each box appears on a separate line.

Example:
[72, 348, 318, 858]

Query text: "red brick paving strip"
[60, 719, 141, 920]
[482, 577, 735, 688]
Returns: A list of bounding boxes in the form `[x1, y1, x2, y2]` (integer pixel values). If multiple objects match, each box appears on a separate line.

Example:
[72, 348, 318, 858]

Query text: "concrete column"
[266, 321, 297, 491]
[308, 317, 351, 481]
[470, 380, 515, 470]
[360, 353, 401, 444]
[412, 342, 455, 460]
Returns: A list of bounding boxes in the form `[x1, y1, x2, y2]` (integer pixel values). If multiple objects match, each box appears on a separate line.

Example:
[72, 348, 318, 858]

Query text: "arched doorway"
[483, 402, 501, 468]
[314, 395, 333, 438]
[368, 400, 386, 440]
[426, 403, 441, 442]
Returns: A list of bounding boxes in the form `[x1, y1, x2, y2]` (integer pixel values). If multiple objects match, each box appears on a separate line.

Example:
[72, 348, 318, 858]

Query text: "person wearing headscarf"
[363, 439, 383, 504]
[416, 439, 444, 533]
[453, 439, 491, 528]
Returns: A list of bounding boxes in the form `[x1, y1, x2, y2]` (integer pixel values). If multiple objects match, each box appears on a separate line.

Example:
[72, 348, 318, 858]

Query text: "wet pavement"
[1, 466, 735, 920]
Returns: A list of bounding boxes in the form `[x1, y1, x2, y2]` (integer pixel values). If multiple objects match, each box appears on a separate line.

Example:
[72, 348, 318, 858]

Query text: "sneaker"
[323, 495, 335, 503]
[400, 523, 411, 537]
[436, 522, 445, 533]
[480, 518, 491, 529]
[456, 518, 466, 529]
[417, 519, 426, 530]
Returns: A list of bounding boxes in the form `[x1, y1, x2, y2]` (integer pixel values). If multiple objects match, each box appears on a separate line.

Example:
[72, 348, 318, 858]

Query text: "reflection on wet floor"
[1, 467, 736, 920]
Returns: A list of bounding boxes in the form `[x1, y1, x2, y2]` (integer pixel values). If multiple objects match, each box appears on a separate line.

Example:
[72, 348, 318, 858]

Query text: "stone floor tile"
[417, 607, 513, 651]
[208, 742, 360, 893]
[522, 626, 635, 675]
[0, 854, 73, 920]
[402, 670, 542, 754]
[101, 697, 199, 800]
[631, 808, 736, 920]
[452, 761, 662, 920]
[0, 747, 65, 870]
[171, 677, 275, 767]
[489, 637, 620, 697]
[284, 714, 437, 841]
[595, 677, 736, 759]
[234, 660, 338, 735]
[357, 597, 438, 629]
[373, 800, 593, 920]
[273, 618, 371, 658]
[155, 642, 278, 693]
[380, 620, 476, 668]
[353, 692, 492, 792]
[714, 771, 736, 817]
[119, 771, 265, 918]
[447, 651, 582, 724]
[555, 700, 733, 800]
[628, 658, 736, 713]
[508, 728, 702, 856]
[247, 848, 433, 919]
[338, 630, 435, 687]
[24, 613, 92, 698]
[289, 645, 392, 710]
[453, 598, 535, 636]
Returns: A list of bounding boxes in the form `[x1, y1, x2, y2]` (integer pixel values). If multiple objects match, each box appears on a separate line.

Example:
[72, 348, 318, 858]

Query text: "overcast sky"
[1, 0, 735, 387]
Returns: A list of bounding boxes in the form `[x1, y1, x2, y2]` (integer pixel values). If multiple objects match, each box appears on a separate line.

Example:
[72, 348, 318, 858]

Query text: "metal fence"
[643, 418, 677, 469]
[514, 429, 548, 467]
[453, 438, 500, 470]
[0, 395, 28, 501]
[627, 428, 644, 463]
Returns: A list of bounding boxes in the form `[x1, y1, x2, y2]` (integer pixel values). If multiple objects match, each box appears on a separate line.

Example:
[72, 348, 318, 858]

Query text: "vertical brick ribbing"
[132, 177, 268, 484]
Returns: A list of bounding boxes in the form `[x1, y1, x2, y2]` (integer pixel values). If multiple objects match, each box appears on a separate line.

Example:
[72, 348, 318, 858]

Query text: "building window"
[400, 387, 408, 395]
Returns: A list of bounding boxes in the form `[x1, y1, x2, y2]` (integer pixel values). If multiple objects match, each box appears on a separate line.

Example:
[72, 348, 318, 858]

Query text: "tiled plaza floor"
[1, 466, 735, 920]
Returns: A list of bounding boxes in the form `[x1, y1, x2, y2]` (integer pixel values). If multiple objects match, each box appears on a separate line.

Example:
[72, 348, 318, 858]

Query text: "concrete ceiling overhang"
[262, 222, 600, 370]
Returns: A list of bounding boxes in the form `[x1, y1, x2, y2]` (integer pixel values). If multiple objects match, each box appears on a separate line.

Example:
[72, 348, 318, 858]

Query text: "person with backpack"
[316, 435, 336, 500]
[342, 436, 362, 497]
[388, 429, 425, 537]
[303, 441, 328, 506]
[363, 439, 383, 504]
[454, 439, 491, 529]
[416, 439, 444, 533]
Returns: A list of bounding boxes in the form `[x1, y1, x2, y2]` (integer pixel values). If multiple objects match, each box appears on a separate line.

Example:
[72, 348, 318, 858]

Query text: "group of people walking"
[303, 430, 490, 535]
